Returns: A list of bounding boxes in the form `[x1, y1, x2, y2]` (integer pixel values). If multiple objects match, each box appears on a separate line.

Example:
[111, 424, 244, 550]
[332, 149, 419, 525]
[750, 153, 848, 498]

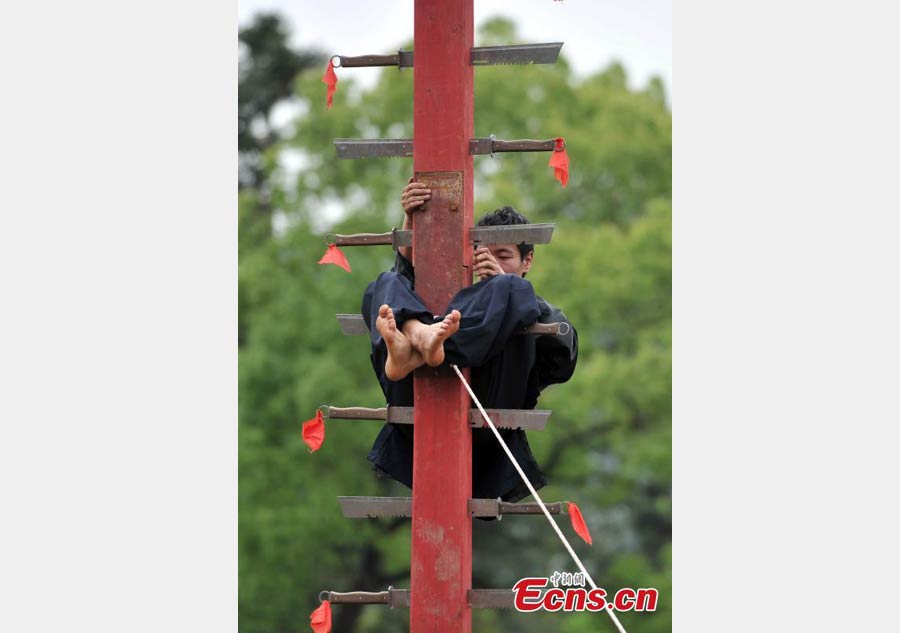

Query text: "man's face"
[489, 243, 533, 277]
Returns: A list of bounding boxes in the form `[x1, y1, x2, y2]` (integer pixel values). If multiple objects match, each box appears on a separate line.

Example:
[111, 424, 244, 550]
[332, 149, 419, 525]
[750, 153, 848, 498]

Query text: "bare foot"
[376, 304, 424, 380]
[408, 310, 461, 367]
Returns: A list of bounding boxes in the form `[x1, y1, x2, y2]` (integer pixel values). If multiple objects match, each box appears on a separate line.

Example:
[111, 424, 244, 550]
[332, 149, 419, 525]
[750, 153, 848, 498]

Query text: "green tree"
[240, 15, 671, 633]
[239, 12, 323, 190]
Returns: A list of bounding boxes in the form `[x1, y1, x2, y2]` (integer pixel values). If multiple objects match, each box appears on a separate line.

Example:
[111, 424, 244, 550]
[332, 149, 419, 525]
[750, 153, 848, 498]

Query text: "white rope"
[451, 364, 627, 633]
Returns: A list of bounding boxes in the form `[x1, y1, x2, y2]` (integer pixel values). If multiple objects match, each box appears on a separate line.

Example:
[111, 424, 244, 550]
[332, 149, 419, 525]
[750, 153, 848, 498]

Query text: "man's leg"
[362, 271, 431, 336]
[441, 274, 542, 368]
[362, 271, 461, 381]
[363, 271, 539, 376]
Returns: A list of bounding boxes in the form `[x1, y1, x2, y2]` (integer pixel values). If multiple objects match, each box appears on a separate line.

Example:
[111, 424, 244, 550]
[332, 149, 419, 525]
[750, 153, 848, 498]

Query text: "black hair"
[475, 206, 534, 260]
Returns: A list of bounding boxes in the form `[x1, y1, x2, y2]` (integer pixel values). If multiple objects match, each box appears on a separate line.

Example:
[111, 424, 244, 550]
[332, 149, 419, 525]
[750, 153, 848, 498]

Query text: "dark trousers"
[361, 272, 548, 502]
[361, 271, 541, 368]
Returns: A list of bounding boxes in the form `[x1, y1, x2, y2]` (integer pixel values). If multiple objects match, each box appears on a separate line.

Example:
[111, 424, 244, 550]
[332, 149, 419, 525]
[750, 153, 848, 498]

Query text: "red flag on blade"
[322, 59, 338, 109]
[568, 502, 592, 545]
[302, 410, 325, 453]
[317, 244, 351, 273]
[309, 600, 331, 633]
[548, 137, 570, 187]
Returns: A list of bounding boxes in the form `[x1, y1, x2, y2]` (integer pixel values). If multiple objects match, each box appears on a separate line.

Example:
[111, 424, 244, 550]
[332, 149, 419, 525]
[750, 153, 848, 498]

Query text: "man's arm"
[534, 297, 578, 390]
[398, 178, 431, 261]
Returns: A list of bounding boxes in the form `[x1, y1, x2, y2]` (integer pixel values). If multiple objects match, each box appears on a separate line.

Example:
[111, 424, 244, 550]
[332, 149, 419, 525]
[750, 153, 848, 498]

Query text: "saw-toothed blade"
[335, 138, 564, 161]
[333, 138, 413, 159]
[470, 42, 563, 66]
[466, 408, 551, 431]
[320, 588, 513, 609]
[329, 224, 553, 247]
[324, 405, 552, 430]
[339, 497, 567, 519]
[335, 314, 370, 336]
[470, 223, 555, 246]
[337, 44, 562, 69]
[338, 496, 412, 518]
[468, 589, 516, 609]
[335, 314, 566, 339]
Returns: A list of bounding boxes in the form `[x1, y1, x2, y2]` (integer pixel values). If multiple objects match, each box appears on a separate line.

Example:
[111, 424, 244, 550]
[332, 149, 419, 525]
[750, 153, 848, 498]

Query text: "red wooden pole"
[409, 1, 474, 631]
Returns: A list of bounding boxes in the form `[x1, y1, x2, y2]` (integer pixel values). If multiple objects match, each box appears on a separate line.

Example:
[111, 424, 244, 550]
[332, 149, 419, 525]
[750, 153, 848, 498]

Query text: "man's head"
[475, 206, 534, 277]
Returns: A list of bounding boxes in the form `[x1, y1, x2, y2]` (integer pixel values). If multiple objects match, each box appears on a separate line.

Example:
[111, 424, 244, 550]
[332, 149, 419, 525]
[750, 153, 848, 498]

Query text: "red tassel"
[302, 410, 325, 453]
[317, 244, 352, 273]
[568, 502, 592, 545]
[548, 137, 570, 187]
[322, 60, 338, 109]
[309, 600, 331, 633]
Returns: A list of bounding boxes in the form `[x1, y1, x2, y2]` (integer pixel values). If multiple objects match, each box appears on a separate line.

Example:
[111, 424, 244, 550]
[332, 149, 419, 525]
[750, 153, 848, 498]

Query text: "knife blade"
[320, 588, 515, 609]
[338, 496, 566, 519]
[334, 315, 567, 337]
[328, 224, 553, 248]
[333, 138, 414, 159]
[323, 406, 551, 431]
[470, 223, 555, 245]
[334, 137, 561, 160]
[336, 43, 563, 69]
[470, 42, 563, 66]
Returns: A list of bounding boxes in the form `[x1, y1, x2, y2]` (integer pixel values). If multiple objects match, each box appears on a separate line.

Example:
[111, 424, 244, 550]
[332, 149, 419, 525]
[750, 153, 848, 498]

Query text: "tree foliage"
[239, 12, 324, 189]
[239, 15, 671, 633]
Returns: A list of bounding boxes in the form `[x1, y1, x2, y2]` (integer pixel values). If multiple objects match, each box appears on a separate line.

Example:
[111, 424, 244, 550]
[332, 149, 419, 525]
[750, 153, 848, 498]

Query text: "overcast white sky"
[238, 0, 672, 94]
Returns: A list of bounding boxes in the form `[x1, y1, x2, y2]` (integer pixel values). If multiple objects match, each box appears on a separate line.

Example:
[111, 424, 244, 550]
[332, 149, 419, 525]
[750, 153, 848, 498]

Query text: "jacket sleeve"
[392, 252, 415, 286]
[534, 296, 578, 390]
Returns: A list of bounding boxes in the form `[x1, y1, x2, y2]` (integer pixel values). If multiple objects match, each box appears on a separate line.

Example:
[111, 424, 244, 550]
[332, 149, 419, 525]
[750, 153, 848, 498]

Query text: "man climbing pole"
[361, 180, 579, 502]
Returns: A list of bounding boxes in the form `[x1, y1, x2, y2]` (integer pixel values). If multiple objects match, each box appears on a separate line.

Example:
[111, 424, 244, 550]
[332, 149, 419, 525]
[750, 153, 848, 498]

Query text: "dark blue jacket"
[361, 253, 578, 502]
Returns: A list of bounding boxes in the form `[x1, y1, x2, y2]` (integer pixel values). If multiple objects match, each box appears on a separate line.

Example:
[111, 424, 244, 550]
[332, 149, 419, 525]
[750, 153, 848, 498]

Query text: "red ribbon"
[302, 410, 325, 453]
[309, 600, 331, 633]
[548, 137, 570, 187]
[317, 244, 351, 273]
[322, 60, 338, 110]
[568, 501, 592, 545]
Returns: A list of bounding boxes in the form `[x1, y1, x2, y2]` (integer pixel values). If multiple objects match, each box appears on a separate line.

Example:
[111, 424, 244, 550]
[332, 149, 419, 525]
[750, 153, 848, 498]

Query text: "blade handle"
[320, 590, 390, 604]
[330, 232, 394, 246]
[492, 138, 560, 153]
[324, 406, 388, 420]
[468, 589, 516, 609]
[337, 54, 399, 68]
[499, 501, 565, 514]
[524, 322, 569, 335]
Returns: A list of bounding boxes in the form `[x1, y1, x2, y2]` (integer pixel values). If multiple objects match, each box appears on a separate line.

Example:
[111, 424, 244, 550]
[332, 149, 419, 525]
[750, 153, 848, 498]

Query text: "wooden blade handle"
[325, 406, 388, 420]
[524, 322, 569, 335]
[338, 54, 399, 67]
[321, 590, 390, 603]
[331, 232, 394, 246]
[498, 501, 565, 514]
[491, 138, 558, 152]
